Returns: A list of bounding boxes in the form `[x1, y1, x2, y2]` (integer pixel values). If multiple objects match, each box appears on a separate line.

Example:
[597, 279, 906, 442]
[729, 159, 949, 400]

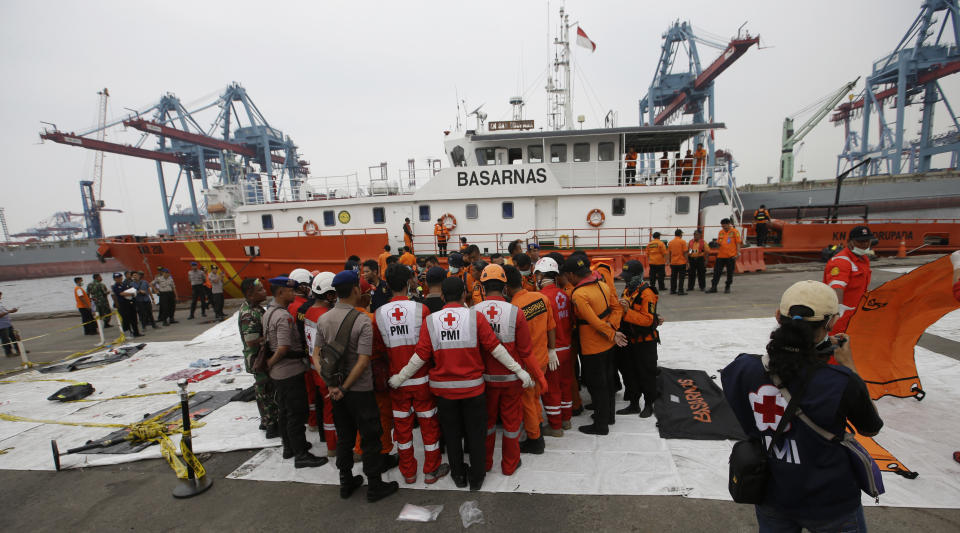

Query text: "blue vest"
[721, 353, 861, 520]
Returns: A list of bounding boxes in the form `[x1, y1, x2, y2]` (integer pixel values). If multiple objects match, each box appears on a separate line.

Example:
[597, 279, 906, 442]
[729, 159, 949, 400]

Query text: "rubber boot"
[294, 452, 328, 468]
[339, 472, 364, 499]
[616, 402, 641, 415]
[366, 475, 399, 503]
[519, 436, 545, 455]
[639, 401, 654, 418]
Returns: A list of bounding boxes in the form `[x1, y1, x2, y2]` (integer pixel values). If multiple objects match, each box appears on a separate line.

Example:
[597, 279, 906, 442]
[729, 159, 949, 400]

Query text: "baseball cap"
[779, 280, 838, 322]
[426, 266, 447, 284]
[527, 242, 540, 250]
[158, 267, 169, 273]
[481, 264, 507, 283]
[332, 270, 359, 287]
[534, 257, 559, 274]
[560, 256, 590, 275]
[448, 253, 464, 268]
[190, 261, 198, 266]
[849, 225, 874, 241]
[112, 272, 123, 278]
[268, 276, 298, 289]
[619, 260, 645, 280]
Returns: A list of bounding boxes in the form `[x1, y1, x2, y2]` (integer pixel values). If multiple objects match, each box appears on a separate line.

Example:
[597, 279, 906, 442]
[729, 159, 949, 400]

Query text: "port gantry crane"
[638, 21, 760, 182]
[780, 78, 860, 183]
[831, 0, 960, 177]
[40, 83, 309, 235]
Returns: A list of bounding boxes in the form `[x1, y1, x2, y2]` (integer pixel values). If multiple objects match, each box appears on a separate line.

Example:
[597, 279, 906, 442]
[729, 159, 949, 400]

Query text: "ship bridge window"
[528, 145, 543, 163]
[573, 143, 590, 162]
[550, 144, 567, 163]
[612, 198, 626, 216]
[475, 148, 497, 166]
[466, 204, 478, 220]
[598, 142, 615, 161]
[450, 145, 466, 167]
[508, 147, 523, 164]
[373, 207, 386, 224]
[261, 214, 274, 230]
[419, 205, 431, 222]
[502, 201, 514, 219]
[323, 210, 335, 227]
[675, 196, 690, 215]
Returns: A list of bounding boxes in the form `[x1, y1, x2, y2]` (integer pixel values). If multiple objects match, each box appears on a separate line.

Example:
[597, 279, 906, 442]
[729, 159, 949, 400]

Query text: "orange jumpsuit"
[510, 289, 556, 440]
[692, 148, 707, 184]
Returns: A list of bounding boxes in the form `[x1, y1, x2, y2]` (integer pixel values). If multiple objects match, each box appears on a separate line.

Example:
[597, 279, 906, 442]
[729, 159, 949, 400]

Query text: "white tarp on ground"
[0, 314, 277, 471]
[227, 317, 960, 509]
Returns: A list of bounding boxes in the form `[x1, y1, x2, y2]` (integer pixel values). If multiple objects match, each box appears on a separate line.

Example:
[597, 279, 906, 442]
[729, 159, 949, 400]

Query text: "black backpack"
[319, 309, 361, 388]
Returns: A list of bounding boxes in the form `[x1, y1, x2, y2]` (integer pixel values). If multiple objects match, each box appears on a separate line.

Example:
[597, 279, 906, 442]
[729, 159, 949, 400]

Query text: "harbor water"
[0, 272, 120, 315]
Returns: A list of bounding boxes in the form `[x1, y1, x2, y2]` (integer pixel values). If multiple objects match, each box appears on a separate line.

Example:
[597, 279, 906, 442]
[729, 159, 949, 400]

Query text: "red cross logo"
[389, 306, 406, 325]
[555, 292, 568, 310]
[440, 312, 460, 330]
[749, 385, 789, 431]
[485, 305, 499, 322]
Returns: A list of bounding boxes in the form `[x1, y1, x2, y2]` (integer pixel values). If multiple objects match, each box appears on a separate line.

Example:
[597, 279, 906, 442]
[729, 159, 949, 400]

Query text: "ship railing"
[237, 173, 365, 205]
[102, 227, 389, 243]
[411, 224, 741, 256]
[531, 160, 726, 188]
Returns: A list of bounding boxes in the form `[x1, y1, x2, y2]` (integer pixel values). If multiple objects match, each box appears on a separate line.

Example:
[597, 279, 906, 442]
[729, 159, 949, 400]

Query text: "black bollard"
[172, 378, 213, 498]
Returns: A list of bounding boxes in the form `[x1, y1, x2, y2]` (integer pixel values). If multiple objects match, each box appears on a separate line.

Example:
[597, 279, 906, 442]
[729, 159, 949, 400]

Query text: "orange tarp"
[846, 256, 960, 400]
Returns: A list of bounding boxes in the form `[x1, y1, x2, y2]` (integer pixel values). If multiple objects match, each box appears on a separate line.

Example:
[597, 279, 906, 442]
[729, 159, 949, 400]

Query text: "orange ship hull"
[98, 231, 388, 299]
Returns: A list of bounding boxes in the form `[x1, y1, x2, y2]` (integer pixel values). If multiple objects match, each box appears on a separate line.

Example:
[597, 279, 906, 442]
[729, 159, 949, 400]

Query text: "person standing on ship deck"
[434, 218, 449, 256]
[659, 152, 670, 185]
[403, 218, 415, 253]
[624, 147, 638, 185]
[692, 143, 707, 184]
[187, 261, 208, 319]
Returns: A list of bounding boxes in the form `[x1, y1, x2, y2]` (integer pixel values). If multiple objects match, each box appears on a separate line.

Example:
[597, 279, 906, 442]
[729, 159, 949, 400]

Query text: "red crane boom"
[40, 131, 221, 170]
[830, 59, 960, 123]
[122, 118, 286, 165]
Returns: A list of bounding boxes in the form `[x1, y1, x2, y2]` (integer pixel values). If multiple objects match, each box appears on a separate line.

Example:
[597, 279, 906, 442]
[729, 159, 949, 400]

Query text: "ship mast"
[546, 6, 573, 131]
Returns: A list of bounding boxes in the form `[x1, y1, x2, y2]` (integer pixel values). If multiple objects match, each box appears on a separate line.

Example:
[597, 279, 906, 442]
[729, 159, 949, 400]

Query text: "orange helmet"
[480, 264, 507, 283]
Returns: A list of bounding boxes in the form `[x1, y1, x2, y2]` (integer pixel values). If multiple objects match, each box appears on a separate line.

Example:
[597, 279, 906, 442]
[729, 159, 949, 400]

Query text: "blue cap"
[268, 276, 298, 288]
[527, 242, 540, 250]
[190, 261, 198, 266]
[113, 272, 123, 278]
[158, 267, 169, 273]
[448, 253, 464, 268]
[332, 269, 359, 287]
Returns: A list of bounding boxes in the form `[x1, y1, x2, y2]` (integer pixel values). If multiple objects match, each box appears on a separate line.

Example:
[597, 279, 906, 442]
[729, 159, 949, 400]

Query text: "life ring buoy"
[302, 220, 319, 236]
[440, 213, 457, 231]
[587, 209, 605, 227]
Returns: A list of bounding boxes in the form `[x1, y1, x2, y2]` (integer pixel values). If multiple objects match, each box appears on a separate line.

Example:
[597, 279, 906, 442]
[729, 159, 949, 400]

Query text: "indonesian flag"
[576, 26, 596, 52]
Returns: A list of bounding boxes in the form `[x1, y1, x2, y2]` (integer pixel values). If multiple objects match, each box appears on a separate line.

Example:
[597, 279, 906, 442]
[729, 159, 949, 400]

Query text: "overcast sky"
[1, 0, 954, 236]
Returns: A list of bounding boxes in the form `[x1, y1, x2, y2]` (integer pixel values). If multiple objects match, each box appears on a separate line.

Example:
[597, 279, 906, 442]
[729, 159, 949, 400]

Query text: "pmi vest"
[474, 299, 521, 387]
[721, 354, 862, 520]
[424, 306, 485, 399]
[375, 299, 429, 388]
[539, 284, 572, 349]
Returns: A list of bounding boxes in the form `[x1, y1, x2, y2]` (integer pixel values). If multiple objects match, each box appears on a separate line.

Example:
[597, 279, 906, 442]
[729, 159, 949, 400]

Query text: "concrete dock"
[1, 256, 958, 532]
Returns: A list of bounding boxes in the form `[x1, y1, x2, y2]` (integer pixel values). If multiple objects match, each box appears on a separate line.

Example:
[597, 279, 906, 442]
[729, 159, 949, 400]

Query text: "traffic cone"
[896, 241, 907, 259]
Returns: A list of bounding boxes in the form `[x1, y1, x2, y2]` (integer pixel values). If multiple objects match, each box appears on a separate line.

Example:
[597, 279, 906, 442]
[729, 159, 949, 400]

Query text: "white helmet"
[311, 272, 336, 295]
[534, 257, 559, 274]
[289, 268, 313, 286]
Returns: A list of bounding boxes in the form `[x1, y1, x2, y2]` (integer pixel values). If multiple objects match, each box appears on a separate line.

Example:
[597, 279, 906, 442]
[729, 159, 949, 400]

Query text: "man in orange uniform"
[389, 276, 533, 491]
[667, 229, 688, 295]
[399, 247, 417, 272]
[304, 272, 339, 456]
[686, 229, 708, 292]
[681, 149, 694, 184]
[707, 218, 741, 294]
[646, 232, 668, 291]
[614, 261, 662, 418]
[591, 259, 616, 295]
[403, 218, 414, 253]
[73, 277, 98, 335]
[753, 204, 772, 247]
[434, 218, 449, 256]
[535, 257, 575, 431]
[823, 225, 874, 334]
[377, 245, 391, 278]
[562, 256, 622, 435]
[468, 260, 487, 307]
[659, 152, 670, 184]
[505, 265, 555, 452]
[475, 265, 540, 474]
[512, 253, 538, 292]
[624, 147, 638, 185]
[373, 264, 449, 484]
[692, 142, 707, 184]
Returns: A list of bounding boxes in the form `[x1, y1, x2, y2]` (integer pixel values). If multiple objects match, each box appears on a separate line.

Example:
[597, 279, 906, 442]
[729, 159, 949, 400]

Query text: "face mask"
[520, 270, 531, 276]
[449, 267, 459, 274]
[851, 246, 871, 256]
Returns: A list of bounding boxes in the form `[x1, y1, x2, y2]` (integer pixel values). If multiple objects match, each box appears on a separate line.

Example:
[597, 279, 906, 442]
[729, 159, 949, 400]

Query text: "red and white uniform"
[303, 305, 337, 452]
[475, 296, 532, 475]
[539, 283, 574, 422]
[373, 296, 441, 480]
[823, 248, 871, 334]
[415, 303, 501, 399]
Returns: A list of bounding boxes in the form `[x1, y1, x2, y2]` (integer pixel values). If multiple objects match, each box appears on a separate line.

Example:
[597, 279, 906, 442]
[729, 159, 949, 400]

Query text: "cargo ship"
[0, 239, 123, 281]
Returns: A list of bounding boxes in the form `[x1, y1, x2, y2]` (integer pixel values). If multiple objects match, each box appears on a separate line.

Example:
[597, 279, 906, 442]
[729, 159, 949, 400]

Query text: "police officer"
[238, 278, 279, 438]
[152, 268, 178, 325]
[110, 273, 140, 337]
[389, 276, 530, 491]
[264, 276, 328, 469]
[187, 262, 208, 319]
[615, 260, 662, 418]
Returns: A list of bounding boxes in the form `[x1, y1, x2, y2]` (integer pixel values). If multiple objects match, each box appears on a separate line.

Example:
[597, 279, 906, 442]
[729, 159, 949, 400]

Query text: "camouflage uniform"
[238, 299, 278, 429]
[86, 280, 112, 327]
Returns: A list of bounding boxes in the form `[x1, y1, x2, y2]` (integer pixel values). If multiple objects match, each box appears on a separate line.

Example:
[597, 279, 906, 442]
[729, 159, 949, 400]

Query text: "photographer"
[721, 280, 882, 531]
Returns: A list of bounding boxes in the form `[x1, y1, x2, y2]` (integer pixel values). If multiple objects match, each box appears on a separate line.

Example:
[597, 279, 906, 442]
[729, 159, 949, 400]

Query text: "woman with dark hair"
[721, 280, 882, 532]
